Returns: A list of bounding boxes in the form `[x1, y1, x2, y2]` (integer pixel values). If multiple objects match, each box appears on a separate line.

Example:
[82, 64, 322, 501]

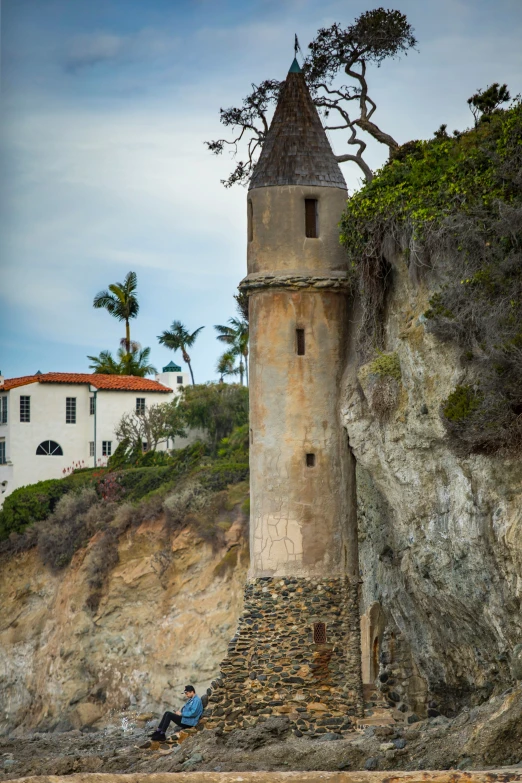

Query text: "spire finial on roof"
[289, 34, 303, 73]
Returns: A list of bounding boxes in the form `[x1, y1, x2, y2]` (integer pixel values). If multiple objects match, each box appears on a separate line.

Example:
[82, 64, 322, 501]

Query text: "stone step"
[356, 716, 396, 728]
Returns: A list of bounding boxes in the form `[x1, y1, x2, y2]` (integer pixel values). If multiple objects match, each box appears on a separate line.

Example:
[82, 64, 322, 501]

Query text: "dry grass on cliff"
[34, 489, 115, 571]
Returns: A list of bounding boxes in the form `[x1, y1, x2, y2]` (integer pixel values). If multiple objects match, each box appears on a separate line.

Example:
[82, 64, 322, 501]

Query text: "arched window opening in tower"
[305, 198, 318, 238]
[296, 328, 305, 355]
[306, 453, 316, 467]
[36, 440, 63, 456]
[248, 199, 254, 242]
[313, 622, 327, 644]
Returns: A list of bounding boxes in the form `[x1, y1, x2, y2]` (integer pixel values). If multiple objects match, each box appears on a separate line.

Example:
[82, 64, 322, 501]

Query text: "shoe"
[150, 730, 166, 741]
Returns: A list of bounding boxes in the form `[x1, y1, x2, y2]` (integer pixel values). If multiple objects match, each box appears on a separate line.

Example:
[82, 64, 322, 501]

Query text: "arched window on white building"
[36, 440, 63, 456]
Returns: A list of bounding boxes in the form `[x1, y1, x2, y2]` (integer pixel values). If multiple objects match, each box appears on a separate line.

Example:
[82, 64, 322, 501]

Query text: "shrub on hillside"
[0, 479, 68, 541]
[0, 467, 110, 543]
[37, 489, 100, 571]
[441, 384, 521, 453]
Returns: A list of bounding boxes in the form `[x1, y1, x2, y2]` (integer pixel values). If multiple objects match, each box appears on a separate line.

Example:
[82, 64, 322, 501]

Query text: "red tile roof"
[2, 373, 172, 393]
[2, 375, 41, 391]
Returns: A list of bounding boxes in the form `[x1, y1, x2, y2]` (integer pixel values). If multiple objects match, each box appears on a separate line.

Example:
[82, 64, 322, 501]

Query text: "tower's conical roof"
[249, 63, 346, 191]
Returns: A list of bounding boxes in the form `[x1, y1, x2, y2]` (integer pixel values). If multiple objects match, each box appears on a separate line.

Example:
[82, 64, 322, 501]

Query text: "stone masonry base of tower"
[203, 576, 364, 736]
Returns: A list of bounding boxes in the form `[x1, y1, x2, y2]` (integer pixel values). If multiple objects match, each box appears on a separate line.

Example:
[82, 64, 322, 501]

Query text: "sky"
[0, 0, 521, 383]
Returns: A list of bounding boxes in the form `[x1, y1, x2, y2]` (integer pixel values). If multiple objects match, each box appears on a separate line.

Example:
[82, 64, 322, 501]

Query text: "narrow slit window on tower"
[305, 198, 318, 238]
[313, 622, 327, 644]
[247, 199, 254, 242]
[306, 453, 316, 467]
[296, 328, 305, 355]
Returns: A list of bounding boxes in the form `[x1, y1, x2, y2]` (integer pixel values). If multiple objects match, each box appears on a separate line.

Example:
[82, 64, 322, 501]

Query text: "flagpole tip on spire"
[290, 34, 303, 73]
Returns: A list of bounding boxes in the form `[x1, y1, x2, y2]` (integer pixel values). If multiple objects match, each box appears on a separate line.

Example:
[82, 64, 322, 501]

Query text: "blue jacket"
[181, 695, 203, 726]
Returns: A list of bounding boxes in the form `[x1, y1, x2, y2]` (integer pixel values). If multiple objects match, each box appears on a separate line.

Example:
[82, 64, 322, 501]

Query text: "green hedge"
[0, 470, 97, 541]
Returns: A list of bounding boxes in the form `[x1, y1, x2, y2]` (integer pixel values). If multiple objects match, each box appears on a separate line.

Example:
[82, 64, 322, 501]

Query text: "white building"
[0, 362, 190, 506]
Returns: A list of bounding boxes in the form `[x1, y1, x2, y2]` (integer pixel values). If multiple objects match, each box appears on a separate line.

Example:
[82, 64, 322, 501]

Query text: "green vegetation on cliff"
[340, 99, 522, 453]
[368, 352, 401, 382]
[0, 384, 249, 561]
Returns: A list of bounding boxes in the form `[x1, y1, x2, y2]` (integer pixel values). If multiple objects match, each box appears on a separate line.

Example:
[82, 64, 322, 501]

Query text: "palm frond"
[93, 290, 117, 311]
[87, 349, 120, 374]
[123, 271, 138, 293]
[186, 325, 205, 346]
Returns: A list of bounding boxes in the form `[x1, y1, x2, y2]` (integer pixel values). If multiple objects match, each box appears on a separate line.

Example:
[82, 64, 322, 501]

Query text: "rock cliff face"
[0, 494, 248, 734]
[2, 254, 521, 736]
[343, 249, 522, 717]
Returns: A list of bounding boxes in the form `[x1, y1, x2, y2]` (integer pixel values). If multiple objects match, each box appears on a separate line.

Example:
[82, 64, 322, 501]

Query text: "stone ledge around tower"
[203, 576, 363, 738]
[239, 272, 351, 293]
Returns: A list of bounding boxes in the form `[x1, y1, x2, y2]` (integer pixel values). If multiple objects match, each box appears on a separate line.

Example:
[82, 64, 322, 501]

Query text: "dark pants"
[158, 711, 192, 733]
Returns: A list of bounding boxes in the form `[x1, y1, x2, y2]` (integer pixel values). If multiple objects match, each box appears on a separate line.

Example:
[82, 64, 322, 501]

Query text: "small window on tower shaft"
[296, 329, 305, 356]
[305, 199, 318, 238]
[306, 453, 316, 467]
[248, 200, 254, 242]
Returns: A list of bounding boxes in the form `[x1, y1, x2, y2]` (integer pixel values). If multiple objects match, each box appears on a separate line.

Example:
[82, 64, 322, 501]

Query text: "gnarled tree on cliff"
[206, 8, 417, 186]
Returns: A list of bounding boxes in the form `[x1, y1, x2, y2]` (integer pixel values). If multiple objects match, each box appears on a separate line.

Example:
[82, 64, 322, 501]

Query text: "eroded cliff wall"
[0, 496, 248, 734]
[344, 248, 522, 717]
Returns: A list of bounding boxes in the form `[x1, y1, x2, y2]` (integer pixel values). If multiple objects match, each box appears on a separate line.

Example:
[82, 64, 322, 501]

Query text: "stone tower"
[205, 59, 363, 737]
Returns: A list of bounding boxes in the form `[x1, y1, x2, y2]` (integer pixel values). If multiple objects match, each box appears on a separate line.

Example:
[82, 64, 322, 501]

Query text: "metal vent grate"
[313, 622, 327, 644]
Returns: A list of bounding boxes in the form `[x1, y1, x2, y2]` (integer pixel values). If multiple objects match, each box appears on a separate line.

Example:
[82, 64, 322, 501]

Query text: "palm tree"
[117, 346, 157, 377]
[157, 321, 204, 385]
[214, 316, 249, 385]
[93, 271, 139, 353]
[87, 349, 121, 374]
[87, 345, 157, 377]
[216, 350, 239, 383]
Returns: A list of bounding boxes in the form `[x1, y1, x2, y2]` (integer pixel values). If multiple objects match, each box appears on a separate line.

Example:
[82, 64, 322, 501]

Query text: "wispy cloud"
[63, 27, 179, 72]
[64, 32, 125, 70]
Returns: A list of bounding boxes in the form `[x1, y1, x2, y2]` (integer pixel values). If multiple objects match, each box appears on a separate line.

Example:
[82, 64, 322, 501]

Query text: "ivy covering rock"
[340, 99, 522, 453]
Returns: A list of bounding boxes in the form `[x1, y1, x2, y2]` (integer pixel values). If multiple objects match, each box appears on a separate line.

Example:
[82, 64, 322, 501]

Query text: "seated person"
[150, 685, 203, 741]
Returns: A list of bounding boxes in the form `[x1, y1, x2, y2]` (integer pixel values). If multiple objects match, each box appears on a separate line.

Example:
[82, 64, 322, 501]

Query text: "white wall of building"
[0, 381, 176, 506]
[155, 370, 190, 390]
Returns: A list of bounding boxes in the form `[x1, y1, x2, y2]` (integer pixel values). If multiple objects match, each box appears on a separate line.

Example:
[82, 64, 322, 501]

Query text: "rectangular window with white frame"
[20, 396, 30, 422]
[136, 397, 146, 415]
[0, 396, 7, 424]
[90, 397, 96, 415]
[89, 442, 95, 457]
[0, 440, 6, 464]
[66, 397, 76, 424]
[102, 441, 112, 456]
